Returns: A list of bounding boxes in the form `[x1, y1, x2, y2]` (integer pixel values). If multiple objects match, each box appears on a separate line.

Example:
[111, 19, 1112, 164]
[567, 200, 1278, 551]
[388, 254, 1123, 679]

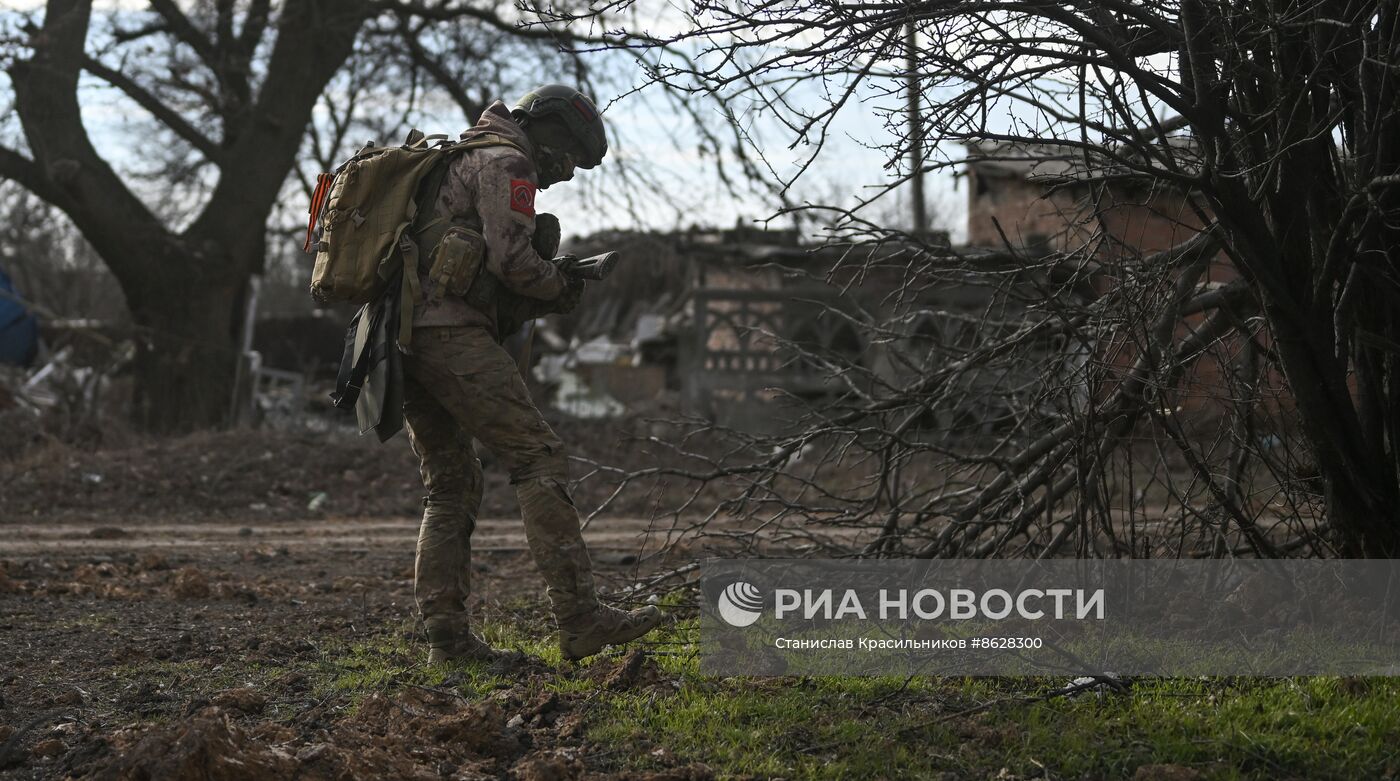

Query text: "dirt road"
[0, 507, 705, 780]
[0, 428, 729, 778]
[0, 516, 680, 558]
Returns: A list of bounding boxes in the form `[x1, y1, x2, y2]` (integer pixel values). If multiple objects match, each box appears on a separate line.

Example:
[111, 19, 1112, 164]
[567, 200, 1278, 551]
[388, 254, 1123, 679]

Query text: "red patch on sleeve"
[509, 179, 536, 217]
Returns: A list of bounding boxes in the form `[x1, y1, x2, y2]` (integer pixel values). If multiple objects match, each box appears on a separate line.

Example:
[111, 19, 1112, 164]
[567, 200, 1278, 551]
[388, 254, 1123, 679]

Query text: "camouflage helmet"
[512, 84, 608, 169]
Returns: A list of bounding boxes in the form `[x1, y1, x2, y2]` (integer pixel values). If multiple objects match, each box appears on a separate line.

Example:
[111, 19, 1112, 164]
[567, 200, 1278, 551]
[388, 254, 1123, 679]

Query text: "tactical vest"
[408, 153, 508, 319]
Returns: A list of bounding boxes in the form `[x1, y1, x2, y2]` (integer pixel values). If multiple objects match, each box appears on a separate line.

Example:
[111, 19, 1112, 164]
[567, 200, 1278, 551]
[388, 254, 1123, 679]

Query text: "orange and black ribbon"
[302, 173, 335, 253]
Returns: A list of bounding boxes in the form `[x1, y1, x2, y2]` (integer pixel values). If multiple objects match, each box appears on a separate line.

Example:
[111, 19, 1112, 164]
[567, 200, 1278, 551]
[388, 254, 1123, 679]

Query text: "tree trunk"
[112, 235, 254, 433]
[126, 291, 241, 432]
[2, 0, 372, 432]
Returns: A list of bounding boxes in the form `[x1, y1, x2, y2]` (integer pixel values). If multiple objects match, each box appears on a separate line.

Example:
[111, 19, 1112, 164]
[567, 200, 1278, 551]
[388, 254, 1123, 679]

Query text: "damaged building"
[533, 139, 1261, 433]
[6, 139, 1256, 436]
[543, 225, 1021, 433]
[961, 139, 1278, 420]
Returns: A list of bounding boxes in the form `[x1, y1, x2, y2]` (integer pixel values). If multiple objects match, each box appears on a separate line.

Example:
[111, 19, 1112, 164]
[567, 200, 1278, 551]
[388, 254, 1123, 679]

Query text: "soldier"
[403, 84, 661, 663]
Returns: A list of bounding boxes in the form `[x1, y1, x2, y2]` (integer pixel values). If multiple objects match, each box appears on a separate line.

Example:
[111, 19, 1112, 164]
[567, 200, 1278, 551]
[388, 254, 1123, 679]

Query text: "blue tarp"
[0, 266, 38, 367]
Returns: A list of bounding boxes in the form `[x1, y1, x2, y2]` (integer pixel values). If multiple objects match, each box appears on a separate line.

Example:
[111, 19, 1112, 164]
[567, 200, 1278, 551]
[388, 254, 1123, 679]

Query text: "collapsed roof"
[964, 137, 1202, 185]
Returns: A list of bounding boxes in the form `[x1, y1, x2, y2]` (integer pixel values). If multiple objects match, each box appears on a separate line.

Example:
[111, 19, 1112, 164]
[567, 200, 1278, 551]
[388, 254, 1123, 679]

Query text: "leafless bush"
[543, 1, 1397, 558]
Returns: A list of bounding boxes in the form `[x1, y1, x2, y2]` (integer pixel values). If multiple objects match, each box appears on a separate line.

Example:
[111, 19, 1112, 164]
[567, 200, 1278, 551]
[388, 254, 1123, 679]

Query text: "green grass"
[585, 619, 1400, 780]
[290, 613, 1400, 779]
[1012, 676, 1400, 779]
[89, 611, 1400, 779]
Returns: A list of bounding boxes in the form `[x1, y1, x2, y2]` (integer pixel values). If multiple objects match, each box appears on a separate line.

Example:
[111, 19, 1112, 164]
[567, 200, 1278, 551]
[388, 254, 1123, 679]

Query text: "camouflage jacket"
[411, 102, 567, 336]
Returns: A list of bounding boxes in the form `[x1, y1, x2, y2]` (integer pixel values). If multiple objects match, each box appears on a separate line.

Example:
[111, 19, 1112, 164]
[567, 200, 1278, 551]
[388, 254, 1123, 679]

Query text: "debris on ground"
[79, 686, 667, 781]
[0, 563, 18, 594]
[210, 687, 267, 715]
[0, 416, 733, 780]
[170, 566, 211, 599]
[91, 708, 296, 781]
[1, 421, 704, 523]
[593, 648, 666, 692]
[512, 750, 585, 781]
[1061, 673, 1129, 698]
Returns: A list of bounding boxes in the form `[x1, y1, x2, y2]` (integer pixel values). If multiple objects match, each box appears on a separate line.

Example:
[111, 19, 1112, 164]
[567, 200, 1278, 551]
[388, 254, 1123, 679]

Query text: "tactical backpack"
[303, 129, 524, 346]
[304, 129, 524, 440]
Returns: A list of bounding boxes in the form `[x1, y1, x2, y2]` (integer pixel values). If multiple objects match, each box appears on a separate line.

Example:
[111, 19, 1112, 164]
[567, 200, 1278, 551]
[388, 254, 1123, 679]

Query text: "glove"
[553, 270, 585, 315]
[532, 212, 561, 260]
[496, 257, 582, 335]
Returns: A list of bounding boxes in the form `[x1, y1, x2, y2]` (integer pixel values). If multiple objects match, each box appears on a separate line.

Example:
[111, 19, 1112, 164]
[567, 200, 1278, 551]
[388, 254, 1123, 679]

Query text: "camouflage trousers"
[402, 326, 598, 634]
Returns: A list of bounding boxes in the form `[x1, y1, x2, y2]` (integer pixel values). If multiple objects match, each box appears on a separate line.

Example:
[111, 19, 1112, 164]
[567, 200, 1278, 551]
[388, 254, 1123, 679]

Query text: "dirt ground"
[0, 417, 702, 525]
[0, 427, 715, 780]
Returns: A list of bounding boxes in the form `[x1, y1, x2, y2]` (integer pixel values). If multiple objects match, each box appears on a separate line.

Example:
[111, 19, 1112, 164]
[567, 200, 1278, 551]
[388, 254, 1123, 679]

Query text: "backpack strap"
[403, 129, 450, 149]
[453, 132, 528, 157]
[396, 233, 421, 349]
[410, 160, 454, 246]
[395, 154, 460, 346]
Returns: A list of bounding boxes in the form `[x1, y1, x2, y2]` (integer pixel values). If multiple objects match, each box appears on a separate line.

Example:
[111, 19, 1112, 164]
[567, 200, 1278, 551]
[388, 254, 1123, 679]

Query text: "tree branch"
[81, 55, 222, 162]
[380, 0, 602, 43]
[393, 16, 485, 122]
[191, 0, 374, 254]
[0, 145, 70, 211]
[148, 0, 219, 71]
[8, 0, 163, 277]
[235, 0, 272, 60]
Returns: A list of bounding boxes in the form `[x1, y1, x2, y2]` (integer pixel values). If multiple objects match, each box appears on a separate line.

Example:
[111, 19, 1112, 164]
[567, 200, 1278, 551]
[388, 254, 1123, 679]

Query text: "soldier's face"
[535, 143, 577, 189]
[526, 117, 585, 188]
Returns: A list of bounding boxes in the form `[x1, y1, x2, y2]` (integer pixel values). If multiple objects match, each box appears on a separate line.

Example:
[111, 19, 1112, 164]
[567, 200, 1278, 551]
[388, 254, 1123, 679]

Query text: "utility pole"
[907, 20, 928, 236]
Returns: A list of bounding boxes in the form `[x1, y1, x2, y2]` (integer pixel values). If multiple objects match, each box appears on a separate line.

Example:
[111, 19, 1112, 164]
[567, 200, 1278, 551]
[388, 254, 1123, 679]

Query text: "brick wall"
[968, 166, 1294, 426]
[966, 169, 1091, 251]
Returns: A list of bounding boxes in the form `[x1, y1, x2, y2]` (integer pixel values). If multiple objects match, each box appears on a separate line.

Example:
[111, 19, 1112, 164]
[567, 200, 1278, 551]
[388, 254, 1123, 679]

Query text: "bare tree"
[0, 0, 596, 431]
[0, 184, 124, 323]
[539, 1, 1400, 558]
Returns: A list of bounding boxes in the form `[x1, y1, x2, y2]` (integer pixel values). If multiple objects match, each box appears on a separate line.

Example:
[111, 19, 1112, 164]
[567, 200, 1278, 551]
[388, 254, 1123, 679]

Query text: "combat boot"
[558, 603, 663, 661]
[425, 619, 505, 664]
